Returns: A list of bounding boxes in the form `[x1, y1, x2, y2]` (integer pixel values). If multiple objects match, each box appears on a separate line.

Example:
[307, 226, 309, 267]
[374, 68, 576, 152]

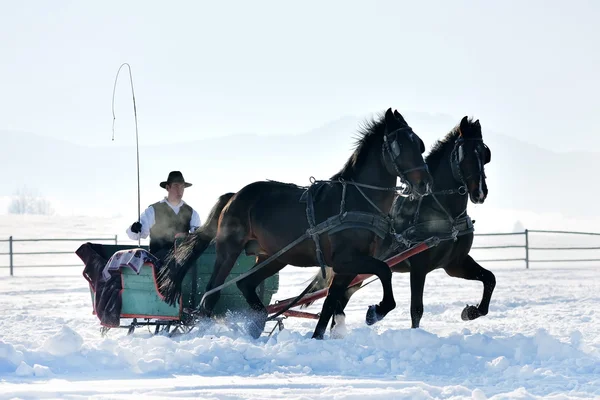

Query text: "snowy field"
[0, 215, 599, 399]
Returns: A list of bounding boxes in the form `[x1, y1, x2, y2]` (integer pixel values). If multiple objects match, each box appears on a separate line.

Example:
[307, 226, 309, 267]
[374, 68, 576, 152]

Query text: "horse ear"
[385, 108, 396, 126]
[459, 116, 469, 137]
[393, 109, 407, 125]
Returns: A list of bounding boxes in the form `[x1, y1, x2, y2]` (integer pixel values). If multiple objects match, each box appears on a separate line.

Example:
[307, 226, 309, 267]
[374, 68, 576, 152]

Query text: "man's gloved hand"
[131, 221, 142, 233]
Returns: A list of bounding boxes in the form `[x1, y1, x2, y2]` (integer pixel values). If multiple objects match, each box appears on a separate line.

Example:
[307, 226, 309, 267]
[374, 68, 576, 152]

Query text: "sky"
[1, 0, 599, 152]
[1, 0, 600, 229]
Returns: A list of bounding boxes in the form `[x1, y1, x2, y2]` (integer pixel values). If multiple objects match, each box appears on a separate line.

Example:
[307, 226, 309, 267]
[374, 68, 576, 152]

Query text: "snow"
[0, 215, 599, 399]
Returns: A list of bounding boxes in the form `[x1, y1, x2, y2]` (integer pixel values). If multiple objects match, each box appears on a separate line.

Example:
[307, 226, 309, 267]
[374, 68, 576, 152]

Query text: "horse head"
[451, 116, 491, 204]
[382, 108, 433, 198]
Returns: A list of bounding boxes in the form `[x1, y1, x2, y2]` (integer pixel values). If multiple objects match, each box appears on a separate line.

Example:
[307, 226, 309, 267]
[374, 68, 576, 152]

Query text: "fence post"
[9, 236, 13, 276]
[114, 234, 118, 245]
[524, 229, 529, 269]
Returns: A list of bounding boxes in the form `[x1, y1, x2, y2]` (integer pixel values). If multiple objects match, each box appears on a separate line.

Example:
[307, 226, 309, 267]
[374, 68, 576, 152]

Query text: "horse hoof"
[330, 314, 347, 339]
[461, 304, 482, 321]
[366, 305, 384, 326]
[192, 306, 212, 321]
[240, 308, 266, 339]
[311, 331, 325, 340]
[246, 317, 266, 339]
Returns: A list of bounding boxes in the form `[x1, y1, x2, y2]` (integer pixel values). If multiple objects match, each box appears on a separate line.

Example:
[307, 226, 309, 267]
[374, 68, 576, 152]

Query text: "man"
[126, 171, 201, 261]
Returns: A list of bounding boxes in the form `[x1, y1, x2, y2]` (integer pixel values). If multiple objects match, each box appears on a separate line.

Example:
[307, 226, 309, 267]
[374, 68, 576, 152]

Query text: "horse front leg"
[330, 282, 363, 338]
[410, 268, 427, 328]
[312, 273, 355, 340]
[444, 255, 496, 321]
[327, 253, 396, 327]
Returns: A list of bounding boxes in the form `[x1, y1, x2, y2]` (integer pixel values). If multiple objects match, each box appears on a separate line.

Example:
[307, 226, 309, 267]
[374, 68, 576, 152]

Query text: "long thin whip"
[111, 62, 141, 246]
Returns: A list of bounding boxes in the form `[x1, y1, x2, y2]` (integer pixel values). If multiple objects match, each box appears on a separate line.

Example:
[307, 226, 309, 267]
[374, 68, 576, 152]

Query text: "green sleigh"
[81, 240, 280, 336]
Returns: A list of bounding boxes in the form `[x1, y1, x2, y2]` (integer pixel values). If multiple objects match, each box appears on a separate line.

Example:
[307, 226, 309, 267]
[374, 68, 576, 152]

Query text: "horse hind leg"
[200, 227, 247, 316]
[444, 255, 496, 321]
[236, 256, 287, 339]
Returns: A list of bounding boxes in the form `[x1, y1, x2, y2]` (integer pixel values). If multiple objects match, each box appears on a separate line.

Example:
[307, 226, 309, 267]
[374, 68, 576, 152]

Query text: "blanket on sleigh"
[76, 243, 161, 327]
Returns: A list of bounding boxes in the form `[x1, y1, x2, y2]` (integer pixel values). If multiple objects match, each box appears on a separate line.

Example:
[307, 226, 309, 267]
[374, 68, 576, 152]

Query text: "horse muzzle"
[467, 181, 487, 204]
[406, 167, 433, 198]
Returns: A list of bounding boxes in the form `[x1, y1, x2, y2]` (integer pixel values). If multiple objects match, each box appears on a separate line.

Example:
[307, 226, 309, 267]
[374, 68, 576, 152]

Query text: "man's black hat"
[160, 171, 192, 189]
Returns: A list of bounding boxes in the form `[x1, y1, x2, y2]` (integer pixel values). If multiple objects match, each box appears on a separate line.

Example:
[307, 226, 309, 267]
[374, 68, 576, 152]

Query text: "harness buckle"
[451, 226, 459, 242]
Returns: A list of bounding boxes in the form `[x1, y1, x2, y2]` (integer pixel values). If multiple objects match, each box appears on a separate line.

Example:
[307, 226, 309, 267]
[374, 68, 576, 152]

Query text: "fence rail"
[466, 229, 600, 268]
[1, 229, 600, 275]
[0, 235, 118, 275]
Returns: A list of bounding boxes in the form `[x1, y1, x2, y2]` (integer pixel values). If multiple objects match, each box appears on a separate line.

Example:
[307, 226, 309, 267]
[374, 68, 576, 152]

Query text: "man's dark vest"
[149, 201, 193, 260]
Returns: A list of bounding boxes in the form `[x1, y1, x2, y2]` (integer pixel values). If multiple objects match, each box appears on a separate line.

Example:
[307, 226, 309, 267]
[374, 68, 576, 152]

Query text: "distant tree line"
[8, 187, 55, 215]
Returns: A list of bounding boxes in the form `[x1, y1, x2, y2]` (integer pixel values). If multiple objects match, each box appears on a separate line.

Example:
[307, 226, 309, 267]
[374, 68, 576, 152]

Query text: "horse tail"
[156, 192, 236, 305]
[299, 266, 335, 309]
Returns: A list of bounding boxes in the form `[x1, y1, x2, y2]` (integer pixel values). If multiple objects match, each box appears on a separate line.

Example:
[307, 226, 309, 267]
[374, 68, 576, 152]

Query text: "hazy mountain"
[0, 112, 597, 223]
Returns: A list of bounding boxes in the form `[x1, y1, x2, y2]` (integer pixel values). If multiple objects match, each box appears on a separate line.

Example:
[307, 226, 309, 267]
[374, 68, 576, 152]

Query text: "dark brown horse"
[157, 108, 433, 339]
[301, 116, 496, 336]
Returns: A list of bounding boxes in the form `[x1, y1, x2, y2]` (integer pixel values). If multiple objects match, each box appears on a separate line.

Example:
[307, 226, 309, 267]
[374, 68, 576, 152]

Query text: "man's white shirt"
[126, 198, 201, 241]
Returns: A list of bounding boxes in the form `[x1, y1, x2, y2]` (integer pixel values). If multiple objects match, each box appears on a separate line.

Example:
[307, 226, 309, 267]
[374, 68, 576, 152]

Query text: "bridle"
[382, 127, 429, 197]
[390, 135, 490, 245]
[450, 136, 489, 187]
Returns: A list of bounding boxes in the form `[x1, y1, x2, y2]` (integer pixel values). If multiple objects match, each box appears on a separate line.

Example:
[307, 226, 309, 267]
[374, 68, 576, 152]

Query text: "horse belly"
[257, 232, 323, 267]
[250, 195, 309, 242]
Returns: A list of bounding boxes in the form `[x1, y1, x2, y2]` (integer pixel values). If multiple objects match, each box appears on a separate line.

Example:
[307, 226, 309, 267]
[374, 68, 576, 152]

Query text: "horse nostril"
[418, 181, 430, 195]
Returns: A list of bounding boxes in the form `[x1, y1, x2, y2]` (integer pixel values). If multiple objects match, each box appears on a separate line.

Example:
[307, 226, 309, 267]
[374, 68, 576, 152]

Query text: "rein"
[308, 176, 408, 217]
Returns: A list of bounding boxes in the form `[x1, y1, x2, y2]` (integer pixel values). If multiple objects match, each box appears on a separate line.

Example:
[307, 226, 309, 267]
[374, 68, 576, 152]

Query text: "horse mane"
[425, 117, 479, 172]
[330, 113, 386, 180]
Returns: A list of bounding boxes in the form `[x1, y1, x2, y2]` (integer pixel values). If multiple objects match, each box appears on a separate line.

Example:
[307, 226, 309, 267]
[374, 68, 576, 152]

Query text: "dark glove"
[131, 221, 142, 233]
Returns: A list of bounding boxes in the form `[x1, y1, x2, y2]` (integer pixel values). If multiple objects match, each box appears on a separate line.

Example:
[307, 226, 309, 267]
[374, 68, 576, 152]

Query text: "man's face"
[166, 182, 185, 201]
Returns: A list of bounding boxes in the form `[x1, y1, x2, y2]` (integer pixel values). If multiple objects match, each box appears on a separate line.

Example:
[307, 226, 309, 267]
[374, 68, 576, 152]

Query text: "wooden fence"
[1, 229, 600, 275]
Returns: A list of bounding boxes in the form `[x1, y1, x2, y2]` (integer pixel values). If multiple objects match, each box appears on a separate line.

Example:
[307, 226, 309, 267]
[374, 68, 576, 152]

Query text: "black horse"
[301, 116, 496, 336]
[157, 108, 433, 339]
